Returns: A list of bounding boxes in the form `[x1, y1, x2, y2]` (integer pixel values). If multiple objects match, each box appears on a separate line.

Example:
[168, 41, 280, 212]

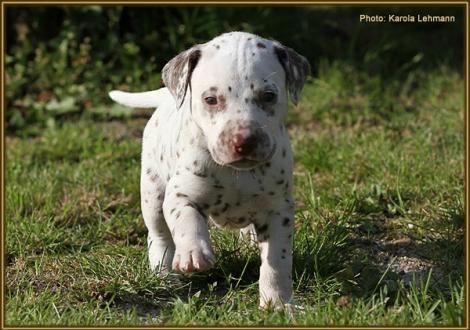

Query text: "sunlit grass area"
[5, 63, 464, 326]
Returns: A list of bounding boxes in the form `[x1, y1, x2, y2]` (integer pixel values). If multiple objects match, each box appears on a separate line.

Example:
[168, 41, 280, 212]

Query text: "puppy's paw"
[172, 241, 215, 272]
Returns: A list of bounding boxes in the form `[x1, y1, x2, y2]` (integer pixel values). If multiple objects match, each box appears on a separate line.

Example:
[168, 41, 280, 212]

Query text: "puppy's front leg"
[256, 209, 294, 308]
[163, 189, 215, 272]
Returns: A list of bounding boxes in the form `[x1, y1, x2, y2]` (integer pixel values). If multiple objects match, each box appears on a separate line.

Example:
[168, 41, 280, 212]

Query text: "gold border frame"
[0, 2, 467, 329]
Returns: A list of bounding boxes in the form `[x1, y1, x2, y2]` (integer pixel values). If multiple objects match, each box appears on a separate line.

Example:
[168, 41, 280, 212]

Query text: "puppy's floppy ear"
[273, 43, 310, 105]
[162, 46, 202, 109]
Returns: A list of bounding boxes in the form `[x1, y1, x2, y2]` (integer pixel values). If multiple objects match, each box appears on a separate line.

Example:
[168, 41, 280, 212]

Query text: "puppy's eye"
[262, 91, 277, 103]
[204, 96, 218, 105]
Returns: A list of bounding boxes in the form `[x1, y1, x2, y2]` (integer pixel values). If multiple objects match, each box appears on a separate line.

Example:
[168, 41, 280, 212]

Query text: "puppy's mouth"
[226, 158, 263, 170]
[211, 144, 276, 171]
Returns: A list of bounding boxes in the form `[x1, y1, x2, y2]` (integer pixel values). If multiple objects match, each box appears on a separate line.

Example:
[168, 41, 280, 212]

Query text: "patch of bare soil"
[348, 216, 447, 289]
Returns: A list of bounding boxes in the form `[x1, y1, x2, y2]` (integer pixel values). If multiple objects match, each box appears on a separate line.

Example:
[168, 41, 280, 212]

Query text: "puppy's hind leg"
[141, 170, 174, 274]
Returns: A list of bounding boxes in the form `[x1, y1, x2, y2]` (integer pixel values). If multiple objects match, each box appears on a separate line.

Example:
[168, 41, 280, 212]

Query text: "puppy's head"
[162, 32, 310, 170]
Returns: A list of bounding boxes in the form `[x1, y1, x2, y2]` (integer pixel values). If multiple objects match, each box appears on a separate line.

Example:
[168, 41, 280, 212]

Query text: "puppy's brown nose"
[233, 132, 258, 156]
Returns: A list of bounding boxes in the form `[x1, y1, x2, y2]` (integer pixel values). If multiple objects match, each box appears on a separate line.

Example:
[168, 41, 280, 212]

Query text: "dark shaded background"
[5, 5, 464, 135]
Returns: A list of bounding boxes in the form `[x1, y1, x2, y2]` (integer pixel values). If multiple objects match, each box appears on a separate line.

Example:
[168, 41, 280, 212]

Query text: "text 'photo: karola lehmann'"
[360, 13, 456, 23]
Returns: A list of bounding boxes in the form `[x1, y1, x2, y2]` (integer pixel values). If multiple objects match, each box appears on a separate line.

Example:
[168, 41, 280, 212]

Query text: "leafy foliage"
[6, 6, 463, 134]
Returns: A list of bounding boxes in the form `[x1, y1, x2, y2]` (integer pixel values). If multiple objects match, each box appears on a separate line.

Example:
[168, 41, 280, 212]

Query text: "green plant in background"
[5, 6, 463, 135]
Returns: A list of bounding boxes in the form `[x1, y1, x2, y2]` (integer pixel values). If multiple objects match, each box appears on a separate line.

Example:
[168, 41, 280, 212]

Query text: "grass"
[5, 62, 465, 326]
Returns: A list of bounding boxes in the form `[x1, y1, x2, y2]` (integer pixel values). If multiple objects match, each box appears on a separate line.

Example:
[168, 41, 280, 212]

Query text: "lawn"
[5, 62, 465, 326]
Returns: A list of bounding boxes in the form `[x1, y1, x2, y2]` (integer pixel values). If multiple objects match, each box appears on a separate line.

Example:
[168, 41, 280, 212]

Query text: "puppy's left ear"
[162, 46, 202, 109]
[273, 44, 310, 105]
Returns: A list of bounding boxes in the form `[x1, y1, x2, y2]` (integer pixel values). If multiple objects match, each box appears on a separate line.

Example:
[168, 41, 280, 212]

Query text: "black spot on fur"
[176, 192, 188, 198]
[228, 86, 232, 92]
[175, 211, 181, 219]
[256, 223, 268, 234]
[276, 180, 284, 185]
[256, 42, 266, 48]
[214, 194, 223, 206]
[282, 148, 286, 157]
[250, 83, 254, 89]
[185, 202, 206, 218]
[268, 191, 275, 196]
[193, 170, 207, 178]
[170, 208, 176, 214]
[283, 217, 291, 226]
[221, 203, 230, 212]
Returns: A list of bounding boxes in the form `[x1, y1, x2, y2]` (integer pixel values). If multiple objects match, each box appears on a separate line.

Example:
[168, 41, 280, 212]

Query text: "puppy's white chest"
[205, 163, 291, 229]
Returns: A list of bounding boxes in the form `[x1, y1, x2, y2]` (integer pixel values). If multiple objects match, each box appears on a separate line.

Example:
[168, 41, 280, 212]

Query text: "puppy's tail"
[108, 88, 171, 108]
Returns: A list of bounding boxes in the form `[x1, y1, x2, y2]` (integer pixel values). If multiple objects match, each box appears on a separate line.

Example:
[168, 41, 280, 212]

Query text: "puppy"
[109, 31, 310, 308]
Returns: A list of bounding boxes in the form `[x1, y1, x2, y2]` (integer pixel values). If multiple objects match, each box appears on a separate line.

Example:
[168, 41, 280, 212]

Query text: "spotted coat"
[109, 31, 310, 309]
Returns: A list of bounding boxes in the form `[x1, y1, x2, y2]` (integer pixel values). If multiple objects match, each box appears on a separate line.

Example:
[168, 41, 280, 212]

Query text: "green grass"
[5, 62, 464, 326]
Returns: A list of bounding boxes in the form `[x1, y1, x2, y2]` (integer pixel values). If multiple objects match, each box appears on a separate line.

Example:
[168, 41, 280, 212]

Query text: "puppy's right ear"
[273, 44, 310, 105]
[162, 46, 202, 109]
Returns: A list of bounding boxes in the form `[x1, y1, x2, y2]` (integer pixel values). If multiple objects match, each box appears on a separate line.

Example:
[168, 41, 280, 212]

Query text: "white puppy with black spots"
[109, 31, 310, 308]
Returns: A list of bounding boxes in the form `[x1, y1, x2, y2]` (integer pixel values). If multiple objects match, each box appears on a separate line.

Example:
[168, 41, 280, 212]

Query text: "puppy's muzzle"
[214, 121, 275, 169]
